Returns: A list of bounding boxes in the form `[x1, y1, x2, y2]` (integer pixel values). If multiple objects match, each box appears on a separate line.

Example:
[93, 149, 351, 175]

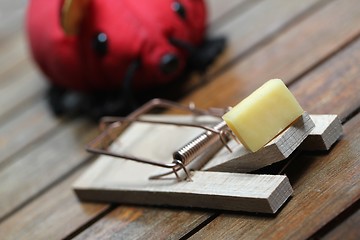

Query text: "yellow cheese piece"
[222, 79, 304, 152]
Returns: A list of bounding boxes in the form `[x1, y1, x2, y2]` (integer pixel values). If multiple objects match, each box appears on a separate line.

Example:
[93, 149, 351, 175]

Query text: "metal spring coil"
[173, 121, 228, 166]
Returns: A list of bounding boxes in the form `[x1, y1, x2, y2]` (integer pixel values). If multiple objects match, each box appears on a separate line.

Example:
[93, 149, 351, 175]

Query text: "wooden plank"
[0, 161, 109, 240]
[72, 206, 210, 240]
[0, 63, 46, 121]
[0, 0, 26, 41]
[207, 0, 323, 75]
[0, 0, 266, 232]
[0, 32, 29, 82]
[322, 208, 360, 240]
[291, 42, 360, 122]
[75, 170, 292, 214]
[206, 0, 249, 24]
[189, 112, 360, 240]
[0, 101, 61, 166]
[0, 119, 97, 220]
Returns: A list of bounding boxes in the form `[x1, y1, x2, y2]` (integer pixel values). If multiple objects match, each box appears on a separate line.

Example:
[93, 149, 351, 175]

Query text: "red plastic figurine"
[26, 0, 225, 118]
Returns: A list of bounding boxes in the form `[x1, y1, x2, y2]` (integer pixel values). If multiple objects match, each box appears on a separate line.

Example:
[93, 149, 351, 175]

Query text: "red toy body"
[27, 0, 206, 92]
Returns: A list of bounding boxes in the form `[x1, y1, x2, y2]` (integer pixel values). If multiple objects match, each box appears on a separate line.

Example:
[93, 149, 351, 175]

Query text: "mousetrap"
[73, 99, 342, 214]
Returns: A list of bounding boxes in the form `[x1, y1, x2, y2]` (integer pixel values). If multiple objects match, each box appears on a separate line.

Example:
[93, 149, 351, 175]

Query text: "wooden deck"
[1, 0, 359, 239]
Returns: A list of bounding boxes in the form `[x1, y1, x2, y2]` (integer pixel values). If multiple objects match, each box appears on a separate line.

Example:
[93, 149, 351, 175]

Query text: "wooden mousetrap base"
[73, 114, 342, 214]
[204, 112, 315, 173]
[74, 165, 292, 214]
[203, 114, 342, 173]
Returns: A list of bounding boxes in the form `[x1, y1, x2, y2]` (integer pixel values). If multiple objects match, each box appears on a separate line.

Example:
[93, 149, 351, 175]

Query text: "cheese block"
[222, 79, 304, 152]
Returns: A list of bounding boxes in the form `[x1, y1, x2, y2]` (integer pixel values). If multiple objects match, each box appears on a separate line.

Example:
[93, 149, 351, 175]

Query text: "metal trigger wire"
[86, 99, 235, 182]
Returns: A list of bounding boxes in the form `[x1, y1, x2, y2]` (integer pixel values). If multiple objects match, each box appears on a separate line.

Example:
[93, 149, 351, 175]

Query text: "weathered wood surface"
[1, 0, 360, 239]
[321, 207, 360, 240]
[75, 168, 293, 214]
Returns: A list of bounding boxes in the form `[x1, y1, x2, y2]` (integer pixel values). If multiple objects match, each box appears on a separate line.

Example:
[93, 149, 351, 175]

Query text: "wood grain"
[74, 207, 210, 240]
[207, 0, 323, 75]
[206, 0, 249, 25]
[205, 112, 315, 172]
[0, 161, 109, 240]
[0, 119, 97, 220]
[322, 208, 360, 240]
[0, 101, 61, 166]
[291, 35, 360, 121]
[75, 170, 292, 214]
[0, 64, 46, 121]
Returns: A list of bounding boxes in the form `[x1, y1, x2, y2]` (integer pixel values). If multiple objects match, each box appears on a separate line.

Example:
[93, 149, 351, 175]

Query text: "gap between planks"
[206, 0, 332, 79]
